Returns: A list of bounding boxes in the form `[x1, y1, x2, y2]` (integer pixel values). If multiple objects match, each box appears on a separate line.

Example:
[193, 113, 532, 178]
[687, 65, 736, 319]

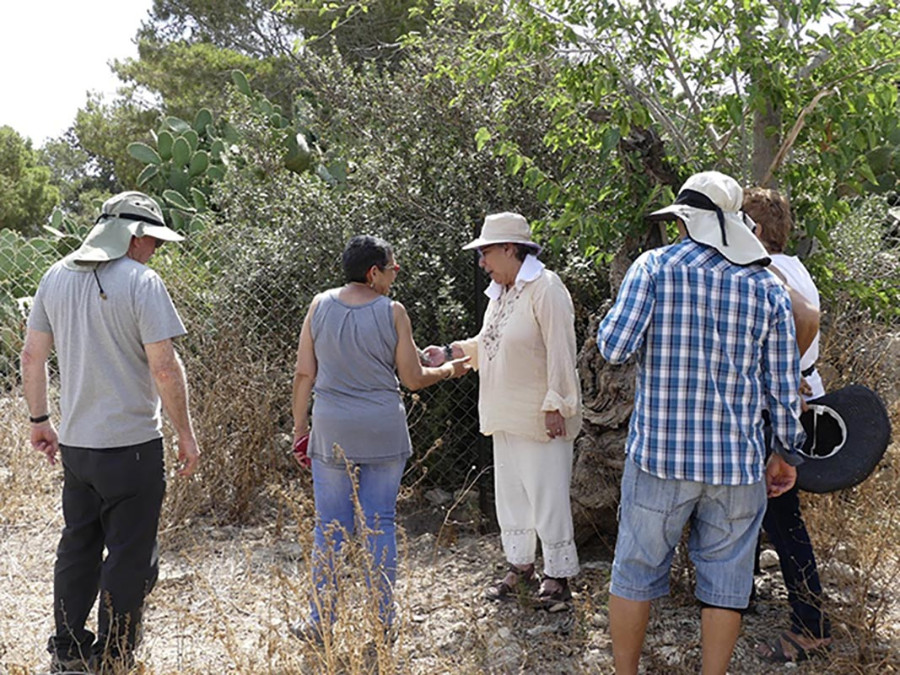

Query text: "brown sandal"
[485, 564, 538, 601]
[537, 576, 572, 611]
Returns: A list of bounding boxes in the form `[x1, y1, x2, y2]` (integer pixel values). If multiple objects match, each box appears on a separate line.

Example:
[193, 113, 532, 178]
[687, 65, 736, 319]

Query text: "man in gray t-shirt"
[20, 191, 200, 674]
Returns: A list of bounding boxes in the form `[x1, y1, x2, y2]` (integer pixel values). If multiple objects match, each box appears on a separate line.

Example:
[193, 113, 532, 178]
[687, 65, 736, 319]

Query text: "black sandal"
[757, 631, 831, 663]
[537, 576, 572, 611]
[485, 564, 538, 601]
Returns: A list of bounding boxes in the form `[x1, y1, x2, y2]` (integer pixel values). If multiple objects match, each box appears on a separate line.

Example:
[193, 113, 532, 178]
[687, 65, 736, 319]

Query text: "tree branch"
[761, 59, 899, 186]
[524, 1, 692, 159]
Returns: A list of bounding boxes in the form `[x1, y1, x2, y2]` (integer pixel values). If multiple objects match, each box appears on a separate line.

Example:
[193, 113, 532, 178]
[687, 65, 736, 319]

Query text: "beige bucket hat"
[462, 212, 542, 253]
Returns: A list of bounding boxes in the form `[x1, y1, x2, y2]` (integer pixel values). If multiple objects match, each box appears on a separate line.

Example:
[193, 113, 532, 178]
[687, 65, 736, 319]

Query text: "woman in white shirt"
[744, 188, 832, 663]
[426, 212, 582, 608]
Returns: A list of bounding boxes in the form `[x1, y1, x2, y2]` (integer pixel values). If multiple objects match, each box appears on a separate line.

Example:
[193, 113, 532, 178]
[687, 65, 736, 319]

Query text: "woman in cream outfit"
[427, 213, 581, 606]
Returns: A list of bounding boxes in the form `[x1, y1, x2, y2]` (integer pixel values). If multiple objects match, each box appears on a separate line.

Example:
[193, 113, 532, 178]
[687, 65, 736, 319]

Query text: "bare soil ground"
[2, 459, 900, 675]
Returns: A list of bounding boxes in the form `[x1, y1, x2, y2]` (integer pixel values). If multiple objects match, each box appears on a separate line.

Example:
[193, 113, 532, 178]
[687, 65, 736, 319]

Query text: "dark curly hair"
[341, 235, 394, 283]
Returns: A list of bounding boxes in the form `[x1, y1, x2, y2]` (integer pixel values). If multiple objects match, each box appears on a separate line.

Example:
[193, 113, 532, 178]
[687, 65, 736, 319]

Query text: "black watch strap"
[29, 413, 50, 424]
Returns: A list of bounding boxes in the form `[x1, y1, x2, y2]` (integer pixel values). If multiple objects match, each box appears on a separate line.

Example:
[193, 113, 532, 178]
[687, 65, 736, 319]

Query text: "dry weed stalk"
[273, 450, 411, 674]
[794, 307, 900, 670]
[165, 322, 292, 529]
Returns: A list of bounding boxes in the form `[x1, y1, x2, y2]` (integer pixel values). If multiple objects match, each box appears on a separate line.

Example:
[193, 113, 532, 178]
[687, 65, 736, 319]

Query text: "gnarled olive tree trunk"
[571, 304, 634, 544]
[570, 223, 669, 544]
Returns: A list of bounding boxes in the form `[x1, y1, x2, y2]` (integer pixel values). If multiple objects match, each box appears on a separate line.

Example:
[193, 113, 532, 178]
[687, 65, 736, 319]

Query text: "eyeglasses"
[380, 261, 400, 273]
[477, 244, 501, 259]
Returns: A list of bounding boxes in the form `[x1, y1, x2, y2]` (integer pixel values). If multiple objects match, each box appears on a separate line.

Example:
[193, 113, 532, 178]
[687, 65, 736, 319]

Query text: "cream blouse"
[458, 257, 583, 442]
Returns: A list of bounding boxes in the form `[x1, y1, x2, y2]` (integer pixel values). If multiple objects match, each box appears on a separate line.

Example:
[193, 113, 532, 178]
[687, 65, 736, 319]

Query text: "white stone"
[759, 548, 781, 569]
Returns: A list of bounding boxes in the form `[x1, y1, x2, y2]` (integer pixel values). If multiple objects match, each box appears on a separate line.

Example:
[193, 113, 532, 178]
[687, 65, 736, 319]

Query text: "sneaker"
[289, 619, 326, 646]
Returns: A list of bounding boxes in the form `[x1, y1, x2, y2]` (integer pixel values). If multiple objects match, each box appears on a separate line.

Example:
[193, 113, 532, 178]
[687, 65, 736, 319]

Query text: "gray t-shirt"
[28, 257, 186, 448]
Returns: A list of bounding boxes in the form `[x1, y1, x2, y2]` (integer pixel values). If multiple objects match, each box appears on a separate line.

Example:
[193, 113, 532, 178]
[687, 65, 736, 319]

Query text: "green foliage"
[113, 39, 299, 122]
[125, 69, 337, 241]
[38, 131, 118, 215]
[202, 41, 606, 489]
[0, 127, 59, 235]
[809, 193, 900, 321]
[127, 112, 221, 235]
[143, 0, 305, 59]
[279, 0, 440, 67]
[439, 0, 900, 261]
[73, 95, 159, 191]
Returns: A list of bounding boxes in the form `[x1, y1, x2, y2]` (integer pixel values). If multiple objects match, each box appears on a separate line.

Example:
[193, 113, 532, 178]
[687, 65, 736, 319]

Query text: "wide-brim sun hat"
[64, 191, 184, 268]
[647, 171, 770, 267]
[795, 384, 892, 493]
[462, 212, 542, 253]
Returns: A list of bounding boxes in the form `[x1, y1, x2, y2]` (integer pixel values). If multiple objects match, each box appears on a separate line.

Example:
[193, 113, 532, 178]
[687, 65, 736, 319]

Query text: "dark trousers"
[762, 483, 831, 639]
[49, 439, 166, 663]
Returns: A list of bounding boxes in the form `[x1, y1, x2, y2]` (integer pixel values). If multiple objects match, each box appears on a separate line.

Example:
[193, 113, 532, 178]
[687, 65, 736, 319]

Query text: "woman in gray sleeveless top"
[290, 235, 469, 644]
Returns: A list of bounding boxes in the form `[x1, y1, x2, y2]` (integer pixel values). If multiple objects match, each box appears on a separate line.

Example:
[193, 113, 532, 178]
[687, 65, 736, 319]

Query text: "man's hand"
[30, 421, 59, 465]
[177, 434, 200, 477]
[765, 453, 797, 498]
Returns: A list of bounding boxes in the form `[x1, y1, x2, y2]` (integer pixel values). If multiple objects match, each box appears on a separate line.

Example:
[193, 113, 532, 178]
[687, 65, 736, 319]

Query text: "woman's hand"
[423, 343, 463, 366]
[444, 355, 472, 379]
[293, 433, 311, 469]
[544, 410, 566, 439]
[422, 345, 445, 366]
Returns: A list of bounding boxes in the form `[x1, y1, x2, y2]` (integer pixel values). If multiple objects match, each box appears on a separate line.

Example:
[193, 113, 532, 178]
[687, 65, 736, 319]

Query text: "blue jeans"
[309, 456, 405, 627]
[611, 458, 767, 609]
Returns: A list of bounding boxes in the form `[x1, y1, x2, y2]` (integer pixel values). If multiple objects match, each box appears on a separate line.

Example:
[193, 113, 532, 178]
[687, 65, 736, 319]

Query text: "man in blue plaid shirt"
[597, 171, 805, 675]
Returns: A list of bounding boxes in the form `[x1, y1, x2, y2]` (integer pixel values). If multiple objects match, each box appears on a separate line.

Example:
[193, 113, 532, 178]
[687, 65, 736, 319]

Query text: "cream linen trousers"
[492, 431, 580, 578]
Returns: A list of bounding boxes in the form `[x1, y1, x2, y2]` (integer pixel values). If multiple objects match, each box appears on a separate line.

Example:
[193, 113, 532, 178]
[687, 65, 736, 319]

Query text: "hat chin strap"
[675, 189, 728, 246]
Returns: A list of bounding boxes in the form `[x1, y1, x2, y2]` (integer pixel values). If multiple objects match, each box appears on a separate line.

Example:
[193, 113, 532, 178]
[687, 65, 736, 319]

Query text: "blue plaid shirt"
[597, 240, 804, 486]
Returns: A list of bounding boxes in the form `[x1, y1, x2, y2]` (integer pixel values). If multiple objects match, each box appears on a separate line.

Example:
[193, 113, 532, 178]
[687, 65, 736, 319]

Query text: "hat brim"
[649, 205, 770, 266]
[140, 223, 184, 242]
[65, 217, 184, 266]
[462, 237, 542, 253]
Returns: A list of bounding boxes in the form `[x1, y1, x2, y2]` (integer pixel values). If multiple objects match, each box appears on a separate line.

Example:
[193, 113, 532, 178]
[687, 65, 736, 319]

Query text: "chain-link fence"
[0, 212, 498, 524]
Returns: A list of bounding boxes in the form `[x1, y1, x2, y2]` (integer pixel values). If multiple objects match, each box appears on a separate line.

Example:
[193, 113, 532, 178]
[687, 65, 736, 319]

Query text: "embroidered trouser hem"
[493, 431, 580, 578]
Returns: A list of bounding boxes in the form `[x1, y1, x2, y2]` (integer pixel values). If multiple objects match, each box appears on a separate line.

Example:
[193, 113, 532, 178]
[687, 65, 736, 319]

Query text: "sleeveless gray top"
[308, 289, 412, 464]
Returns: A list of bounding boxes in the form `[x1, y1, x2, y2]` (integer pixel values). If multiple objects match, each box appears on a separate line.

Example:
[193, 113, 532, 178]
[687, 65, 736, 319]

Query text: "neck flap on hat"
[674, 189, 729, 246]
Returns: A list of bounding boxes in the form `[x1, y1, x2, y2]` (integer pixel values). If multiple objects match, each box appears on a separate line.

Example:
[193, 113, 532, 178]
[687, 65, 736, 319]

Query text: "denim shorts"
[610, 458, 767, 609]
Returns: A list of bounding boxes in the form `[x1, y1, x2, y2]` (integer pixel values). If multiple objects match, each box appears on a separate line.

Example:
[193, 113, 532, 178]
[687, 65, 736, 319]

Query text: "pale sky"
[0, 0, 154, 146]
